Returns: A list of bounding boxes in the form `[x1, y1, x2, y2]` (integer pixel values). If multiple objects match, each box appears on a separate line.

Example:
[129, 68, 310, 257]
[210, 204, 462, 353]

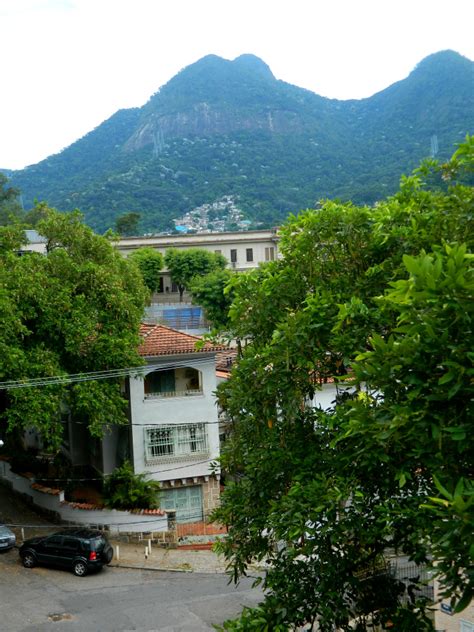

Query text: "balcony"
[145, 388, 203, 400]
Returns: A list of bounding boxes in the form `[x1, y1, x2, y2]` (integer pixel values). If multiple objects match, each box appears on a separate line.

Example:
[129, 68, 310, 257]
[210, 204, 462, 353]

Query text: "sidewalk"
[108, 540, 229, 573]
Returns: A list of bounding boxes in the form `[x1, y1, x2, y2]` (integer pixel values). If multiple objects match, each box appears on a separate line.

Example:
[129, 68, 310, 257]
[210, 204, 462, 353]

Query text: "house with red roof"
[122, 323, 225, 524]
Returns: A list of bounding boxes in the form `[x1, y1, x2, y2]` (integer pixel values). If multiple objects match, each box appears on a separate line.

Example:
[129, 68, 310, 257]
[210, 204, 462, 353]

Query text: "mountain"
[10, 50, 474, 233]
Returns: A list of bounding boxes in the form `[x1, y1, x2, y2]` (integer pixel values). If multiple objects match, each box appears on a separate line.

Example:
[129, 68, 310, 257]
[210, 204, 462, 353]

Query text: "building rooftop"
[139, 323, 225, 357]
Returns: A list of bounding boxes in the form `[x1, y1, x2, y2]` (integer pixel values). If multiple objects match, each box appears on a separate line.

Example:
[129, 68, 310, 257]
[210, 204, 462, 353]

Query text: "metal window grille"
[145, 424, 208, 463]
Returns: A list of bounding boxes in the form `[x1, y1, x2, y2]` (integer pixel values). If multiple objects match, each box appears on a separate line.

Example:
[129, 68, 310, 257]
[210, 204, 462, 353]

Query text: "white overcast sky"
[1, 0, 473, 169]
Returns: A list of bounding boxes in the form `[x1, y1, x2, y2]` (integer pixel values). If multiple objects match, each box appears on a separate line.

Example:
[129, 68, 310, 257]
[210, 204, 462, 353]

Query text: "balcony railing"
[145, 388, 203, 400]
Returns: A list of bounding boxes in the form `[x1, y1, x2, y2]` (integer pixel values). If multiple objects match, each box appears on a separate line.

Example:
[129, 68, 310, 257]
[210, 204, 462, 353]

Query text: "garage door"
[161, 486, 203, 523]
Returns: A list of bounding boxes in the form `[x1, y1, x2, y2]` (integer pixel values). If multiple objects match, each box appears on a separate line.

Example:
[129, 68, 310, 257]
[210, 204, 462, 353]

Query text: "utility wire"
[0, 355, 228, 390]
[4, 457, 219, 483]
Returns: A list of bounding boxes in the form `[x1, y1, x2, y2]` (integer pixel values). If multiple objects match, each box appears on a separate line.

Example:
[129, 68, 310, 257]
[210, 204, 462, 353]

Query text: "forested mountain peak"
[9, 50, 473, 234]
[411, 49, 473, 75]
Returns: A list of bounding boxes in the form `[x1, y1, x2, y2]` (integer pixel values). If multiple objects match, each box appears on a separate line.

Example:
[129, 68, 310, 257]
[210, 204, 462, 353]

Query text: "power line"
[0, 355, 225, 391]
[5, 457, 219, 483]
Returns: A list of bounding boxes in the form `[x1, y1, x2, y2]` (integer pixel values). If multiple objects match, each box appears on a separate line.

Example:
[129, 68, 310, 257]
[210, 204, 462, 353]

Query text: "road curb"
[109, 562, 216, 573]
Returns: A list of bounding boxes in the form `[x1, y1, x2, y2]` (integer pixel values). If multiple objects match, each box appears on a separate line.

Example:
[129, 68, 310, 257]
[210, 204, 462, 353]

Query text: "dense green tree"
[115, 212, 141, 236]
[0, 173, 23, 225]
[213, 139, 474, 630]
[0, 204, 148, 451]
[128, 247, 164, 295]
[165, 247, 227, 302]
[189, 268, 234, 329]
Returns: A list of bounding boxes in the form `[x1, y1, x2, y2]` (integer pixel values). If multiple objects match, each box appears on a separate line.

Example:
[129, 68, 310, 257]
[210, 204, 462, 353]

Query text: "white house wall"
[129, 354, 220, 482]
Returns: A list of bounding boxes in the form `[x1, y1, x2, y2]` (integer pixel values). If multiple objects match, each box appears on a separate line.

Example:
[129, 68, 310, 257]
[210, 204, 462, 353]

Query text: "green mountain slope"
[11, 50, 474, 233]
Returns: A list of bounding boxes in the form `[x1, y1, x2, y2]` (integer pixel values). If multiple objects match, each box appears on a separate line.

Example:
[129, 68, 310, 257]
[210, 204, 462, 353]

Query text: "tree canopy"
[189, 268, 234, 330]
[0, 205, 148, 451]
[165, 247, 227, 301]
[115, 212, 141, 236]
[213, 138, 474, 631]
[128, 247, 164, 295]
[0, 173, 23, 225]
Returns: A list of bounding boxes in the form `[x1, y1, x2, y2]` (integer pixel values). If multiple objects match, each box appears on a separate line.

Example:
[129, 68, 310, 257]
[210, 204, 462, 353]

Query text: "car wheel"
[104, 547, 113, 564]
[22, 552, 36, 568]
[72, 560, 88, 577]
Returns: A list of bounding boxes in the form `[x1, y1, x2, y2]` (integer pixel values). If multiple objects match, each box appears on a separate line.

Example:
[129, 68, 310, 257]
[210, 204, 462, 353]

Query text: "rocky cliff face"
[124, 104, 314, 154]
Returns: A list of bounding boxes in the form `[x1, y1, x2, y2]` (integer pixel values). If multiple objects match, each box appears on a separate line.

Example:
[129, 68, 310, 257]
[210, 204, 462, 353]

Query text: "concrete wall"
[0, 459, 169, 534]
[129, 354, 220, 482]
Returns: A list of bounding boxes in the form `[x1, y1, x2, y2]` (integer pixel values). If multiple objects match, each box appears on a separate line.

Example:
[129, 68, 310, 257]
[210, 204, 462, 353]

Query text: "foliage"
[165, 247, 227, 301]
[189, 268, 234, 329]
[115, 212, 141, 236]
[212, 140, 474, 630]
[9, 52, 473, 234]
[0, 204, 148, 450]
[0, 173, 23, 225]
[102, 460, 161, 510]
[128, 247, 164, 294]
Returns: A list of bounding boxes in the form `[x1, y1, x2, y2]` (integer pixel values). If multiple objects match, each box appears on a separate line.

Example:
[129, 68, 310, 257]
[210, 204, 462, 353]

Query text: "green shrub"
[102, 460, 161, 510]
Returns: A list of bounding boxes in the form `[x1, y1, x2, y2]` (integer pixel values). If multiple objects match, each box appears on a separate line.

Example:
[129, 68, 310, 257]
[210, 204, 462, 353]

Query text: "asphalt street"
[0, 550, 262, 631]
[0, 483, 263, 631]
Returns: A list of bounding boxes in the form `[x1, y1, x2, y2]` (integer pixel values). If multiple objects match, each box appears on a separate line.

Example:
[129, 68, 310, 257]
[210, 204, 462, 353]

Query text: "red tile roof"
[139, 324, 225, 357]
[215, 349, 238, 372]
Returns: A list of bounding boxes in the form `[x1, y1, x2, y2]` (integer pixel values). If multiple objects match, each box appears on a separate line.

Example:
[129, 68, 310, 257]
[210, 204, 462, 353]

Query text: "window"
[214, 249, 222, 255]
[246, 248, 253, 262]
[461, 622, 474, 632]
[145, 369, 176, 396]
[230, 249, 237, 263]
[62, 538, 79, 551]
[265, 246, 275, 261]
[144, 423, 208, 463]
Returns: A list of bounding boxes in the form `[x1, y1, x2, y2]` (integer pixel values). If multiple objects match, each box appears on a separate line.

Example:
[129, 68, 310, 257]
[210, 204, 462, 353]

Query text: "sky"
[0, 0, 473, 170]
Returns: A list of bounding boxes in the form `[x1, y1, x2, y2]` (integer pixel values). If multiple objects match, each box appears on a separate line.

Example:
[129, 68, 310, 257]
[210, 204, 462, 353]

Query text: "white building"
[116, 228, 279, 297]
[127, 324, 224, 523]
[59, 324, 223, 524]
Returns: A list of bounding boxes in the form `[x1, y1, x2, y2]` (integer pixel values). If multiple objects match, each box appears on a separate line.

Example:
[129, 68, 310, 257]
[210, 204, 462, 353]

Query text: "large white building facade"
[116, 229, 279, 298]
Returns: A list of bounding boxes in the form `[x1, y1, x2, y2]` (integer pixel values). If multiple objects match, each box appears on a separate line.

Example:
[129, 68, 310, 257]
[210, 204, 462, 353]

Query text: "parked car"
[19, 529, 113, 576]
[0, 524, 16, 551]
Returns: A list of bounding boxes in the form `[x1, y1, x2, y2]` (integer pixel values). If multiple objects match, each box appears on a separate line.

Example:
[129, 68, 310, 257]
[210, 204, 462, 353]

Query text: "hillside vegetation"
[10, 50, 474, 234]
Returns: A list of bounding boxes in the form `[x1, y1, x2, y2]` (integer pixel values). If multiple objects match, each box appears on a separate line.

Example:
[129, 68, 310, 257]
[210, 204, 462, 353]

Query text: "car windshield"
[0, 525, 12, 536]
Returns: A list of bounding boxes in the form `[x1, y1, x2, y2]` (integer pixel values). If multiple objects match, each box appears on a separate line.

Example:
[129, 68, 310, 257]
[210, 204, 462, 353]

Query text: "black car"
[19, 529, 113, 576]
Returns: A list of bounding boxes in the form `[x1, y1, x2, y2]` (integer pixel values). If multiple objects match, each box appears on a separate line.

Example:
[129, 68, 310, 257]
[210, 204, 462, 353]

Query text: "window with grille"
[144, 424, 209, 463]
